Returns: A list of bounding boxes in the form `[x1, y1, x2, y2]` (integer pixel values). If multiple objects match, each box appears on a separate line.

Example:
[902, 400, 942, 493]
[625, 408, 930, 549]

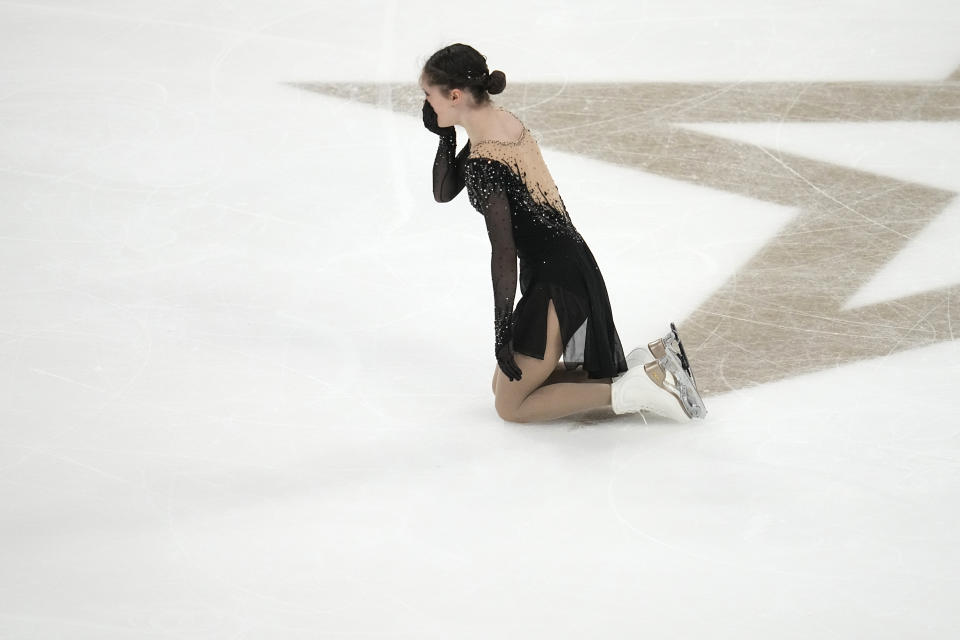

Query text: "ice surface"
[1, 1, 959, 637]
[678, 121, 960, 309]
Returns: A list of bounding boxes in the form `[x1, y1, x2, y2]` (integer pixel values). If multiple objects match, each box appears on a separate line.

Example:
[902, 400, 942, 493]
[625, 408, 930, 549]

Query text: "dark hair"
[421, 43, 506, 105]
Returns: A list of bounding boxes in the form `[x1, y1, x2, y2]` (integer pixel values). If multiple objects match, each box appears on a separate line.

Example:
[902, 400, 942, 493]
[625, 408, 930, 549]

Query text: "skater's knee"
[492, 350, 560, 422]
[495, 403, 528, 423]
[494, 392, 519, 423]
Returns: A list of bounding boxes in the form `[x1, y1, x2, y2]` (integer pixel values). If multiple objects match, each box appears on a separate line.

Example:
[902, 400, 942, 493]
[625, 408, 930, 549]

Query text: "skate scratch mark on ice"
[605, 460, 840, 579]
[0, 610, 174, 634]
[690, 319, 782, 370]
[544, 81, 752, 137]
[754, 145, 912, 241]
[730, 291, 936, 332]
[20, 446, 129, 483]
[697, 310, 892, 341]
[0, 235, 126, 244]
[882, 300, 945, 357]
[1, 290, 154, 476]
[688, 317, 721, 354]
[150, 470, 353, 617]
[692, 323, 779, 392]
[775, 83, 812, 160]
[206, 5, 329, 103]
[6, 443, 286, 470]
[29, 368, 106, 392]
[217, 202, 311, 228]
[189, 337, 334, 388]
[947, 288, 955, 342]
[644, 81, 754, 127]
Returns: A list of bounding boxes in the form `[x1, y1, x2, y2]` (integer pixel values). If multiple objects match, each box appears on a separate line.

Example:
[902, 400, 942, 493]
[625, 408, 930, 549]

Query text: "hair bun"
[486, 69, 506, 95]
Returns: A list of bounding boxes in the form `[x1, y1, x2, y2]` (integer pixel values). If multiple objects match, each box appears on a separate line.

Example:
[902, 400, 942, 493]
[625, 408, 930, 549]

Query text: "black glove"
[495, 309, 522, 381]
[422, 99, 455, 137]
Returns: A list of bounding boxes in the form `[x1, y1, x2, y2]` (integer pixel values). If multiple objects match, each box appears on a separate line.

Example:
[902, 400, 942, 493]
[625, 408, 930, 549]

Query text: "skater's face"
[419, 74, 463, 127]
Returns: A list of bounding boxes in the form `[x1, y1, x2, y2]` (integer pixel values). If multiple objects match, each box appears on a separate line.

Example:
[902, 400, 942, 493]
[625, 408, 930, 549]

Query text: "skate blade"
[652, 355, 707, 419]
[664, 323, 699, 391]
[650, 334, 696, 389]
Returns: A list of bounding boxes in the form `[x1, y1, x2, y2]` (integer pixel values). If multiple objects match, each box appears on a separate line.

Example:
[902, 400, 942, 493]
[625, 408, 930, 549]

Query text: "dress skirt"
[510, 235, 628, 380]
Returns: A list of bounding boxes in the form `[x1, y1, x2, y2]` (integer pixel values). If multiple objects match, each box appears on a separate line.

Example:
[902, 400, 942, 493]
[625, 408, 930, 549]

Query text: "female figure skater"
[419, 43, 707, 424]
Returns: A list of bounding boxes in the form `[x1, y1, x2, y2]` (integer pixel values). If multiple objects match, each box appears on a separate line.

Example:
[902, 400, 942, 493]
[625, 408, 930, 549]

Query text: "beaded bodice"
[463, 107, 580, 243]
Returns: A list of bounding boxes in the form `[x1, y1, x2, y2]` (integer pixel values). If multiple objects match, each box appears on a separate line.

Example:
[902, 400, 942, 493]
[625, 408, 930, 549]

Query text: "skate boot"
[611, 346, 651, 383]
[648, 322, 700, 394]
[611, 358, 693, 422]
[622, 346, 651, 372]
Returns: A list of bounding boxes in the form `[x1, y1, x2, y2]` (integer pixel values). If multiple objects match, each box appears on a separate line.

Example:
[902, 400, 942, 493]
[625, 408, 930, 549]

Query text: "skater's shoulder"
[469, 106, 526, 148]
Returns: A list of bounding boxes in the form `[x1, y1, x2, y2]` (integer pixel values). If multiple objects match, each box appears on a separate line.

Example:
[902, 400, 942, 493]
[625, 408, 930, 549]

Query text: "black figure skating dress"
[433, 106, 628, 380]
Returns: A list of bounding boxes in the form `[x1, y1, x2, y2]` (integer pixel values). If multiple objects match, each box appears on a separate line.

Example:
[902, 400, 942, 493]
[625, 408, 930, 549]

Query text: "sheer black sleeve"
[432, 130, 472, 203]
[466, 161, 518, 361]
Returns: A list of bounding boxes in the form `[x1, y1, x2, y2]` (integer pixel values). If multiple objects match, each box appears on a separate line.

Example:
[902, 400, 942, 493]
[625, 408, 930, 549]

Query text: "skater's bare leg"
[493, 299, 612, 423]
[492, 361, 597, 395]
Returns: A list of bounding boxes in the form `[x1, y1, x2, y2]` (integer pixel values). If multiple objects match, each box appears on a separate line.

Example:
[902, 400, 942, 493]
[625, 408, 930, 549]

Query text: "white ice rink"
[2, 1, 960, 637]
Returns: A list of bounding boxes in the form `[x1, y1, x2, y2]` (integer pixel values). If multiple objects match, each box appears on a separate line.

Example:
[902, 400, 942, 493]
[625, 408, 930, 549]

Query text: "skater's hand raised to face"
[496, 342, 523, 382]
[422, 99, 455, 137]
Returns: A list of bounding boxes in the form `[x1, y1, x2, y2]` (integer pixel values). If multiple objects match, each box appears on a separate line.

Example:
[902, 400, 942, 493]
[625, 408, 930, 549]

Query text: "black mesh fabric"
[432, 130, 472, 204]
[461, 156, 523, 380]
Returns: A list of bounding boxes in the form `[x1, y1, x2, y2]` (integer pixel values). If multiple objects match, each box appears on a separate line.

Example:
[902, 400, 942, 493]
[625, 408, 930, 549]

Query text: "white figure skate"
[611, 358, 694, 422]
